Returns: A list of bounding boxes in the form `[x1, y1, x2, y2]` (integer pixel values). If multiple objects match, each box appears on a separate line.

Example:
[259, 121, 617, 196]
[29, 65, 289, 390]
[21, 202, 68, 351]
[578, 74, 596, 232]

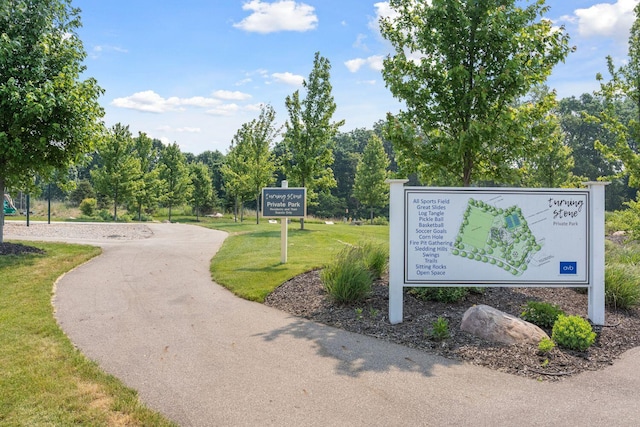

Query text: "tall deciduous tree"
[240, 104, 279, 224]
[189, 162, 213, 221]
[593, 2, 640, 191]
[380, 0, 572, 186]
[196, 150, 225, 202]
[558, 94, 635, 210]
[132, 132, 163, 220]
[283, 52, 344, 228]
[220, 141, 251, 222]
[0, 0, 103, 240]
[91, 124, 142, 221]
[159, 142, 190, 222]
[353, 135, 390, 224]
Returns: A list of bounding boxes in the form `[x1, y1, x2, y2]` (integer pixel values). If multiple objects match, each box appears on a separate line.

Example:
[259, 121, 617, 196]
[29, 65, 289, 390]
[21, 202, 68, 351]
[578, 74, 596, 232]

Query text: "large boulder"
[460, 304, 549, 345]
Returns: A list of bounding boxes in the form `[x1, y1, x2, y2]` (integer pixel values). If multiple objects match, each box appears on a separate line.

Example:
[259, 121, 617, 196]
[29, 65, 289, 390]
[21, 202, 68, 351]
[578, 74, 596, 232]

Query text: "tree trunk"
[234, 196, 238, 222]
[370, 206, 374, 225]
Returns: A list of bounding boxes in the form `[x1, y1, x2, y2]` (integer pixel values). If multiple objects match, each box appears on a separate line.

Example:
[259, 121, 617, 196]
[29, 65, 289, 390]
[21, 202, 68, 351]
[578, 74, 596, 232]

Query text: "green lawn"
[207, 220, 389, 302]
[0, 241, 176, 426]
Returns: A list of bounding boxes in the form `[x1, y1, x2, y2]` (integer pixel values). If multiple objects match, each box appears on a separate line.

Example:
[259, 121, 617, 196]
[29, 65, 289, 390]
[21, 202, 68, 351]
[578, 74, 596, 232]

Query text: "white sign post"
[387, 180, 608, 325]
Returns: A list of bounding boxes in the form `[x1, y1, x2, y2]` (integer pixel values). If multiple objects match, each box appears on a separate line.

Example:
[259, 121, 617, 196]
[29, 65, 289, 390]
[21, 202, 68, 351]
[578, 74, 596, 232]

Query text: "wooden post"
[387, 179, 409, 324]
[281, 180, 288, 264]
[586, 181, 608, 326]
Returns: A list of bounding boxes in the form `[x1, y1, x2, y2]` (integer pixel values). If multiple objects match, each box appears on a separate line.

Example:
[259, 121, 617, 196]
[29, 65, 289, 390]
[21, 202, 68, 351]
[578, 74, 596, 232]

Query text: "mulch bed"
[0, 242, 45, 256]
[265, 269, 640, 381]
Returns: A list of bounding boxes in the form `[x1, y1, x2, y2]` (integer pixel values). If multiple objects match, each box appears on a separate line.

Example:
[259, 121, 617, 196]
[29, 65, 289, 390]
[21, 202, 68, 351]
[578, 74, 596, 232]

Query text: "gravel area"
[2, 221, 154, 241]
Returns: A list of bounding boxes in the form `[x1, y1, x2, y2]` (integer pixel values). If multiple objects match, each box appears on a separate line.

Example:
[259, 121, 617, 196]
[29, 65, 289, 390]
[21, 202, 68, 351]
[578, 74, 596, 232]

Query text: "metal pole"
[48, 183, 51, 224]
[26, 194, 30, 227]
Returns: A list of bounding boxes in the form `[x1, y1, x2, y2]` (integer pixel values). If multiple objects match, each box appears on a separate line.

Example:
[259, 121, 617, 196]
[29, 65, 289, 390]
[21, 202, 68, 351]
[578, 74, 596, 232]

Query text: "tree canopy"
[380, 0, 572, 186]
[91, 124, 142, 221]
[0, 0, 103, 240]
[353, 135, 390, 224]
[283, 52, 344, 228]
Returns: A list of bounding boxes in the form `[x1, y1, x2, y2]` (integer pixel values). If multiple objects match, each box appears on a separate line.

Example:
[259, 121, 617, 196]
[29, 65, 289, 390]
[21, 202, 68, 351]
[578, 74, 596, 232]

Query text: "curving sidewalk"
[7, 222, 640, 426]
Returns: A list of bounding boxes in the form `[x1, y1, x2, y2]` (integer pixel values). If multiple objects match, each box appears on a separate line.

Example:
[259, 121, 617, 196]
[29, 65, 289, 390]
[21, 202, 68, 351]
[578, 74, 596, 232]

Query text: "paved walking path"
[7, 222, 640, 426]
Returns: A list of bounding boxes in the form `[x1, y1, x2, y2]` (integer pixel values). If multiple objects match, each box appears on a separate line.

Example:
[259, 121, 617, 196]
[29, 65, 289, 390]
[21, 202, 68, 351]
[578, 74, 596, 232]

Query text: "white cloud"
[233, 0, 318, 34]
[367, 55, 384, 71]
[157, 125, 202, 133]
[90, 44, 128, 59]
[206, 104, 240, 116]
[111, 90, 220, 113]
[213, 90, 252, 101]
[353, 33, 369, 50]
[345, 55, 384, 73]
[271, 72, 304, 85]
[245, 103, 264, 112]
[574, 0, 638, 40]
[370, 1, 400, 33]
[345, 58, 367, 73]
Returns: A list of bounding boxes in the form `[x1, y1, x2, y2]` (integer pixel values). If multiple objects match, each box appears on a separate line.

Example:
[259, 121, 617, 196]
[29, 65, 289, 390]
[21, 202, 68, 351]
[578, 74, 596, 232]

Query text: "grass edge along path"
[208, 221, 388, 302]
[0, 241, 176, 427]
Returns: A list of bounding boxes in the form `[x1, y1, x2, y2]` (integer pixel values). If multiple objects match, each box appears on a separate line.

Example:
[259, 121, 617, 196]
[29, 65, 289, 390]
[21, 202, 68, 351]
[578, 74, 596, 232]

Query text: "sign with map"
[404, 188, 590, 285]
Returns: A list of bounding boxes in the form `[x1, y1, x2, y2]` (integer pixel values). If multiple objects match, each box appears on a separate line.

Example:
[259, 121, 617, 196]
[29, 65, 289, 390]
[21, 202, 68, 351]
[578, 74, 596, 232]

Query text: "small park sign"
[262, 187, 306, 218]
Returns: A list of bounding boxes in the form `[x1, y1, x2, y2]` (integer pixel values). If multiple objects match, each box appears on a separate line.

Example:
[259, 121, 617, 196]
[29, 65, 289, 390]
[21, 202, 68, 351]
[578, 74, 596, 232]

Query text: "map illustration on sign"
[451, 198, 542, 276]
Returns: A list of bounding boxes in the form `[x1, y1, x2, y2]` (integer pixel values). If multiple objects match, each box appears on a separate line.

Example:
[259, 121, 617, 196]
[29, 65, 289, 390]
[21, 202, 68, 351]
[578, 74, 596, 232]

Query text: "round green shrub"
[79, 198, 97, 217]
[521, 301, 565, 329]
[409, 287, 469, 303]
[537, 337, 555, 354]
[551, 315, 596, 351]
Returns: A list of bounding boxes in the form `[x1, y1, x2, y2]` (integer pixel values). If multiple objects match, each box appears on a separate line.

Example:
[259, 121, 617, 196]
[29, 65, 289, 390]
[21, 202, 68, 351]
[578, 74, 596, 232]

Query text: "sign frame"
[403, 187, 590, 286]
[262, 187, 307, 218]
[386, 180, 608, 326]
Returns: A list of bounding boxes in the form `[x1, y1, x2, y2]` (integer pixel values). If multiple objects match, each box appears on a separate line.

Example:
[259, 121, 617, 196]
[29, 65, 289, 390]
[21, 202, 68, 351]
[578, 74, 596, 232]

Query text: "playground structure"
[3, 194, 17, 215]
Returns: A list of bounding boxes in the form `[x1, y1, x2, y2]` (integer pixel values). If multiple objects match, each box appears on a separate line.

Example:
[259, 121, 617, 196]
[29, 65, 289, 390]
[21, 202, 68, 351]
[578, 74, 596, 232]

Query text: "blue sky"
[73, 0, 639, 155]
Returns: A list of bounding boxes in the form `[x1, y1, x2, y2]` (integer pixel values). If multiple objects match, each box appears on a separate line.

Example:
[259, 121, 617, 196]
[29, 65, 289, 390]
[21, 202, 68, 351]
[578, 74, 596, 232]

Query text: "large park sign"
[387, 180, 607, 325]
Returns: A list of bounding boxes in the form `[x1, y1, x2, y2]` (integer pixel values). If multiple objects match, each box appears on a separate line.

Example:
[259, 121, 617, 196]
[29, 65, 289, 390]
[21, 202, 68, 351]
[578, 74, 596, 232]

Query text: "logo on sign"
[559, 261, 577, 275]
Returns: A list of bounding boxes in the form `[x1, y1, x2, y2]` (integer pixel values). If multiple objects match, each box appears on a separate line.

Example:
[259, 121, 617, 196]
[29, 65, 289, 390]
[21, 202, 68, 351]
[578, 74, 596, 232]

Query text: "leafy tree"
[189, 162, 213, 221]
[220, 141, 251, 222]
[353, 135, 390, 223]
[558, 94, 635, 210]
[132, 132, 164, 220]
[196, 150, 226, 202]
[68, 179, 95, 206]
[515, 86, 575, 188]
[238, 104, 279, 224]
[0, 0, 103, 240]
[158, 142, 191, 222]
[91, 124, 142, 220]
[282, 52, 345, 228]
[380, 0, 572, 186]
[332, 129, 371, 218]
[592, 3, 640, 215]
